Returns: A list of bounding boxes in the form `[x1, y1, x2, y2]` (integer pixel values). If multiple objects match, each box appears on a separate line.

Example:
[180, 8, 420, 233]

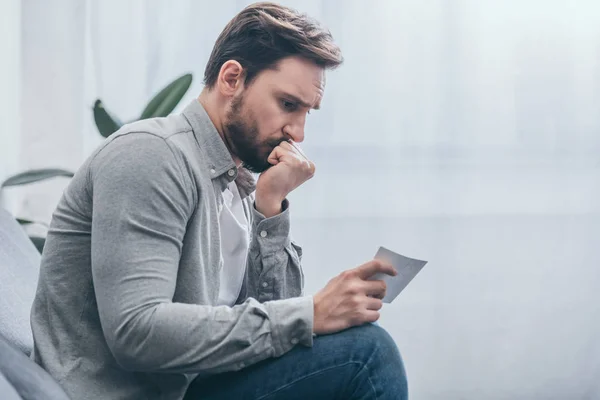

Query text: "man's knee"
[325, 324, 408, 399]
[348, 324, 402, 358]
[325, 324, 405, 371]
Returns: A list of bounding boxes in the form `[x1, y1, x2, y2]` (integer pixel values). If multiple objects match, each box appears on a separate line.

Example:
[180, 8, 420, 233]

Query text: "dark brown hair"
[203, 2, 343, 89]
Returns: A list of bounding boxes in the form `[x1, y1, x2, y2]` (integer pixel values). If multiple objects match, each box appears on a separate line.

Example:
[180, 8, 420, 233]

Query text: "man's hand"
[312, 260, 397, 335]
[255, 141, 315, 217]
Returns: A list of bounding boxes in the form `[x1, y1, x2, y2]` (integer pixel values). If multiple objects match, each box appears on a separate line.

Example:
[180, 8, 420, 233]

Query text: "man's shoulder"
[91, 114, 204, 171]
[112, 114, 193, 145]
[81, 115, 204, 208]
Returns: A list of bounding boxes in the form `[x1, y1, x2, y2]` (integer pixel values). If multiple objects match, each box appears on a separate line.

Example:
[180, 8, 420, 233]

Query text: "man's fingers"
[364, 280, 387, 299]
[365, 297, 383, 311]
[268, 144, 303, 164]
[279, 141, 299, 157]
[306, 159, 316, 175]
[355, 259, 396, 280]
[288, 140, 310, 161]
[363, 310, 381, 323]
[267, 146, 286, 165]
[271, 143, 316, 176]
[281, 140, 310, 162]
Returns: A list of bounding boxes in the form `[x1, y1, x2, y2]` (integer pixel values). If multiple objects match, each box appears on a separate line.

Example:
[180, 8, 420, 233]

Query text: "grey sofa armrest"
[0, 371, 23, 400]
[0, 334, 69, 400]
[0, 207, 41, 355]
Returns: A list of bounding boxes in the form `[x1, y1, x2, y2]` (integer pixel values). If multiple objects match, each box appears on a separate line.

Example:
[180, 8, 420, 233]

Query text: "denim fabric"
[184, 324, 408, 400]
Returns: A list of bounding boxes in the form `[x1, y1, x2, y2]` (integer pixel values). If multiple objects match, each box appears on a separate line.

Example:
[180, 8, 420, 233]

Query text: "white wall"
[14, 0, 600, 223]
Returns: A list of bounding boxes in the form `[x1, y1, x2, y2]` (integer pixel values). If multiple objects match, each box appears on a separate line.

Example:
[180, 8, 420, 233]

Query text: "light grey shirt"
[30, 99, 314, 400]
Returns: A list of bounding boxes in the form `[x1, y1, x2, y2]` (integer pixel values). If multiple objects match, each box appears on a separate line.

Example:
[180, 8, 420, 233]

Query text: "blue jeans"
[184, 324, 408, 399]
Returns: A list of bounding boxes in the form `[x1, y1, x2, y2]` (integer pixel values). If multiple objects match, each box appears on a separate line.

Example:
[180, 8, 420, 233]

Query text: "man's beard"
[224, 95, 283, 173]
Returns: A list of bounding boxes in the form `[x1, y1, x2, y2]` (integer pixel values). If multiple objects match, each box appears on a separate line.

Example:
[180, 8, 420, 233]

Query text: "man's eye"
[282, 100, 297, 112]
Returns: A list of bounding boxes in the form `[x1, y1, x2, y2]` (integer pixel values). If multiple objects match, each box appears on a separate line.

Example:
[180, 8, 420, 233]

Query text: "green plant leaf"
[29, 236, 46, 253]
[140, 73, 193, 119]
[93, 99, 122, 138]
[16, 218, 49, 228]
[2, 168, 75, 187]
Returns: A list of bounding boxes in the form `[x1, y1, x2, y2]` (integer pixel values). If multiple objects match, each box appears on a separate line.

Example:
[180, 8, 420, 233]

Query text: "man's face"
[223, 56, 325, 173]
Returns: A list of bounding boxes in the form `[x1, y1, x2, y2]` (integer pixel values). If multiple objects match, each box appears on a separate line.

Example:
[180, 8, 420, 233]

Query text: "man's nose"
[285, 117, 306, 143]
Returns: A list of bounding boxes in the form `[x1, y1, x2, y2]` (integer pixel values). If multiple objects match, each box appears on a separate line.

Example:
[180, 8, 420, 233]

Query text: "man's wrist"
[255, 196, 284, 218]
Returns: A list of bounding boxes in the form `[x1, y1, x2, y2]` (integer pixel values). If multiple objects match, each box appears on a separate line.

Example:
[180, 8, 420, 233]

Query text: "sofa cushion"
[0, 334, 69, 400]
[0, 208, 41, 355]
[0, 371, 23, 400]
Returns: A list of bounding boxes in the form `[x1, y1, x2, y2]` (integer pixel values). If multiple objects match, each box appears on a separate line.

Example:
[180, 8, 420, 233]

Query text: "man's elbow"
[105, 310, 160, 372]
[108, 330, 156, 372]
[112, 348, 147, 372]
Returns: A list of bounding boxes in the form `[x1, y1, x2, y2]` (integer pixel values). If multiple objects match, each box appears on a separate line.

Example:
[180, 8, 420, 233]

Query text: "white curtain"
[4, 0, 600, 398]
[0, 0, 21, 211]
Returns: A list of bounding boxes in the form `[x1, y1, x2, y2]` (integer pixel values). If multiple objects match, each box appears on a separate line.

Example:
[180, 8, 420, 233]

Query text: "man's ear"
[217, 60, 245, 97]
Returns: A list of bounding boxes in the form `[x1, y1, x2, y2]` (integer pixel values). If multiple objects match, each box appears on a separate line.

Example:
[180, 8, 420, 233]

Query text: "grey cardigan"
[30, 100, 314, 400]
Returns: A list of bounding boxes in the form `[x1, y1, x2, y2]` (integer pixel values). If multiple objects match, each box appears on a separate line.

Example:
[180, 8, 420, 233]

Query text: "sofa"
[0, 207, 69, 399]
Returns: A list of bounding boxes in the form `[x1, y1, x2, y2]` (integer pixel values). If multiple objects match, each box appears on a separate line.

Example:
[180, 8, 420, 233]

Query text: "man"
[31, 2, 408, 399]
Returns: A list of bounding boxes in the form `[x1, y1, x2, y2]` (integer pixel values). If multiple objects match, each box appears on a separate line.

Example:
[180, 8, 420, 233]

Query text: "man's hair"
[203, 2, 343, 89]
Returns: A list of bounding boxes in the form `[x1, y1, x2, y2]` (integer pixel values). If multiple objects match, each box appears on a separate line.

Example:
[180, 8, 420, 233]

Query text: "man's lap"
[184, 324, 408, 400]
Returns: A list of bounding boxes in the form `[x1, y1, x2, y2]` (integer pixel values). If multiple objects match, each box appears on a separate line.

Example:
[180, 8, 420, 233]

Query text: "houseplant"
[1, 73, 193, 252]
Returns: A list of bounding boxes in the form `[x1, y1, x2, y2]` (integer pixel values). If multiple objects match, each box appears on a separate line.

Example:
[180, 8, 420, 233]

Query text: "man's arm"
[235, 140, 316, 303]
[236, 199, 305, 304]
[90, 132, 313, 375]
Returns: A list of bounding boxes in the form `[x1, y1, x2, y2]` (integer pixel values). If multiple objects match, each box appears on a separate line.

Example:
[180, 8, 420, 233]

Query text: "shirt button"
[210, 168, 216, 174]
[290, 338, 299, 345]
[260, 230, 268, 238]
[228, 169, 235, 177]
[261, 281, 268, 288]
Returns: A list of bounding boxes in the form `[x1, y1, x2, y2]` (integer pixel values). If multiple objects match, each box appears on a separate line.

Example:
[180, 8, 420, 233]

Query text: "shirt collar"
[182, 99, 256, 199]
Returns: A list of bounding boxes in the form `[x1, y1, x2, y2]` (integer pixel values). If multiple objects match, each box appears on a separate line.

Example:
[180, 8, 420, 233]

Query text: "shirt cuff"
[252, 198, 291, 254]
[265, 295, 314, 357]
